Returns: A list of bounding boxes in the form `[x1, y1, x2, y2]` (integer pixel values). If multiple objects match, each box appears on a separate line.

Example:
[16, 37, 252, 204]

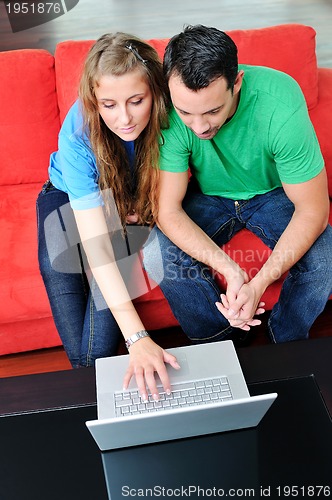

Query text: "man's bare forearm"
[157, 208, 242, 281]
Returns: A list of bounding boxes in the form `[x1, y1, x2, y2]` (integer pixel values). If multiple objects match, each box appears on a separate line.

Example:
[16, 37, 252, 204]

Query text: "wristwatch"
[125, 330, 150, 350]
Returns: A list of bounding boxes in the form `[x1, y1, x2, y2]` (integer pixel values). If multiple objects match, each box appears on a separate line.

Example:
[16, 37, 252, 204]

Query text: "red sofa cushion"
[309, 68, 332, 196]
[55, 24, 319, 122]
[55, 40, 95, 123]
[0, 180, 176, 354]
[0, 49, 60, 186]
[229, 24, 318, 110]
[0, 184, 52, 324]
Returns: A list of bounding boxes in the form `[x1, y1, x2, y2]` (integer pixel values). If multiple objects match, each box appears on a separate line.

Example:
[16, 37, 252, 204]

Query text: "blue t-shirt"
[49, 100, 135, 210]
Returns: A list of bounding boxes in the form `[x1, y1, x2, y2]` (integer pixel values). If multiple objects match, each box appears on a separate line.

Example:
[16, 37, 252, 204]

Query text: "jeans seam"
[267, 315, 277, 343]
[245, 221, 278, 248]
[86, 293, 95, 367]
[200, 265, 222, 298]
[187, 325, 233, 342]
[268, 271, 298, 342]
[209, 218, 237, 245]
[184, 267, 232, 341]
[36, 200, 40, 247]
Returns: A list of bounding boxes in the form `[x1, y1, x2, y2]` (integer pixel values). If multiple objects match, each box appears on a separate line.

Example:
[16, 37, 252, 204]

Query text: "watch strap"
[125, 330, 150, 350]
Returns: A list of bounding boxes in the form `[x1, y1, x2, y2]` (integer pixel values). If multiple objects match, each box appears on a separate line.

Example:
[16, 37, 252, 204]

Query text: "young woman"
[37, 33, 179, 400]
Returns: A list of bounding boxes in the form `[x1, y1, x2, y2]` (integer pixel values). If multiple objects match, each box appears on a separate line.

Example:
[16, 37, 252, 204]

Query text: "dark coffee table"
[0, 338, 331, 500]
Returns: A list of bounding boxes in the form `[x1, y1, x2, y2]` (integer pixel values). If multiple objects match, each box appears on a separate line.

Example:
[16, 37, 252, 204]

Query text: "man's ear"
[233, 70, 244, 95]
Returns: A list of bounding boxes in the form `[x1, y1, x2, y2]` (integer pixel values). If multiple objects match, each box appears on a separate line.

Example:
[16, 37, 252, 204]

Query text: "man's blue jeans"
[36, 181, 122, 368]
[143, 185, 332, 343]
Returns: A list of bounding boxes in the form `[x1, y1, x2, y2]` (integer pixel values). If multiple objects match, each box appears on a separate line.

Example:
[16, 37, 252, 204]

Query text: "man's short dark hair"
[164, 25, 238, 91]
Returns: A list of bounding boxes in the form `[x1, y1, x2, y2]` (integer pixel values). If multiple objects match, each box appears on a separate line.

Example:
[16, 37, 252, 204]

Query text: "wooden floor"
[1, 300, 331, 378]
[0, 0, 331, 67]
[0, 0, 331, 378]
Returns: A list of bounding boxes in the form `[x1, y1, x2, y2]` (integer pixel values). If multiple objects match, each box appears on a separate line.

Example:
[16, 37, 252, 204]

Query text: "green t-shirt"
[159, 65, 324, 200]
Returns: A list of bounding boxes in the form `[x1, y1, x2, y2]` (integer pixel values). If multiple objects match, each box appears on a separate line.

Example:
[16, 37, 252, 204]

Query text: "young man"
[143, 25, 332, 344]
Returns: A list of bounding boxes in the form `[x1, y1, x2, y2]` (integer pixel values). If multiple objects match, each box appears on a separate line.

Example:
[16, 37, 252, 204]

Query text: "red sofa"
[1, 24, 331, 356]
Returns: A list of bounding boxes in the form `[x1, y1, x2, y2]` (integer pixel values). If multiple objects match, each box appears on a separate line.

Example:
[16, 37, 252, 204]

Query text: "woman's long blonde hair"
[79, 32, 169, 227]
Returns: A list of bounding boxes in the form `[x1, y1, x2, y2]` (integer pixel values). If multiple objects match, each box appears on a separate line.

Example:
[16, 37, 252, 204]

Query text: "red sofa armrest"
[309, 68, 332, 197]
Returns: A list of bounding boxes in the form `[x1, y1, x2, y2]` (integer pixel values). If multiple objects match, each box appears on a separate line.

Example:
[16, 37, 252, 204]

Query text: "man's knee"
[143, 228, 195, 283]
[142, 228, 166, 283]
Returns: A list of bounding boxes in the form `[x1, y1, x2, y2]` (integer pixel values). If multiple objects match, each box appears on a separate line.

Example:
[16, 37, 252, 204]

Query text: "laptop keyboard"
[114, 376, 233, 417]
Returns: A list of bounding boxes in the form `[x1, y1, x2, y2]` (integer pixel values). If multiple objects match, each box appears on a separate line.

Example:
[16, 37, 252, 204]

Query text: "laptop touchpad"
[167, 354, 191, 379]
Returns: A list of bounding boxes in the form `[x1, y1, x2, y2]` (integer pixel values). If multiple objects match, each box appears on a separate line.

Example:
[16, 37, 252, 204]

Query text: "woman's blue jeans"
[143, 185, 332, 343]
[37, 181, 122, 368]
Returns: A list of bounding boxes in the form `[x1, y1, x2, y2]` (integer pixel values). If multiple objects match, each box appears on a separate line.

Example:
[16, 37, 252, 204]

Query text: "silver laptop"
[86, 340, 277, 450]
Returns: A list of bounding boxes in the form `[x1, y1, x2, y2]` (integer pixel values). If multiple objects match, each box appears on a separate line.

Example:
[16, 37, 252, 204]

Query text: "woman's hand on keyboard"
[123, 337, 181, 402]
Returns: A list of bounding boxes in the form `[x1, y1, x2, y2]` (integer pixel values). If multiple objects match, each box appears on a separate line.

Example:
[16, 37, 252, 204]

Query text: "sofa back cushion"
[0, 49, 60, 186]
[55, 40, 95, 123]
[233, 24, 318, 110]
[55, 24, 318, 122]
